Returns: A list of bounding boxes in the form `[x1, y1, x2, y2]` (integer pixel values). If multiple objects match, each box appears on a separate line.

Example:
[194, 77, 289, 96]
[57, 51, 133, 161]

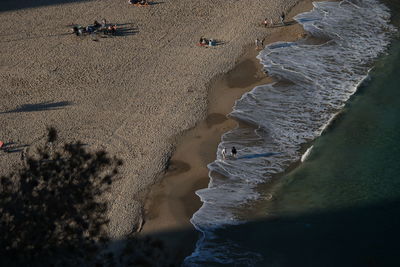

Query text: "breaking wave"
[184, 0, 396, 265]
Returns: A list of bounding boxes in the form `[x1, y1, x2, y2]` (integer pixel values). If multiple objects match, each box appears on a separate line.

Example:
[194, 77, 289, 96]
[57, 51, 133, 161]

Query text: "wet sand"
[141, 0, 315, 261]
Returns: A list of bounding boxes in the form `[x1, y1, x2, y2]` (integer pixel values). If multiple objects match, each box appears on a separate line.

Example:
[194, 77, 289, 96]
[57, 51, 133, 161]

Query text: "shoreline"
[141, 0, 315, 262]
[140, 46, 273, 262]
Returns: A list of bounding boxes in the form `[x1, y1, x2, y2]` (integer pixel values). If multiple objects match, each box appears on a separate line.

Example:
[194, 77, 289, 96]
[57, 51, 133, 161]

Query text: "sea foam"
[185, 0, 396, 265]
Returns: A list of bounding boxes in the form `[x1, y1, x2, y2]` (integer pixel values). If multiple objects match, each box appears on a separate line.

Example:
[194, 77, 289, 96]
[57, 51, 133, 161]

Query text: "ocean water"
[214, 12, 400, 266]
[184, 0, 398, 266]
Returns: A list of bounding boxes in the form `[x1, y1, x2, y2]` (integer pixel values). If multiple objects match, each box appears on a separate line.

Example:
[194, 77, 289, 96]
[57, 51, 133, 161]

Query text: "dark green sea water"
[267, 39, 400, 217]
[215, 2, 400, 266]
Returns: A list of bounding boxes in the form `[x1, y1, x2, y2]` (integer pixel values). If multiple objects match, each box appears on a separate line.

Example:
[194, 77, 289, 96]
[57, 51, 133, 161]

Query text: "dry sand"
[0, 0, 304, 243]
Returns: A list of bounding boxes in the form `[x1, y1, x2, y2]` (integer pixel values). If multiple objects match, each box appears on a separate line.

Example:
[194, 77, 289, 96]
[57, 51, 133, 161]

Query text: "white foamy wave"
[185, 0, 396, 265]
[301, 145, 314, 162]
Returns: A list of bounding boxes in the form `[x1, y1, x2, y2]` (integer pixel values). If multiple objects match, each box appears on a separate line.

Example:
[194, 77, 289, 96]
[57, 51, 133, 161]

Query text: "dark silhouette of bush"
[0, 128, 122, 266]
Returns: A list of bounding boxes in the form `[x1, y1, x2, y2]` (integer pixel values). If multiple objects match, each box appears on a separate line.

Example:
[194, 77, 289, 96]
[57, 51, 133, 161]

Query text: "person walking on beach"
[221, 147, 227, 160]
[263, 18, 269, 28]
[231, 146, 237, 158]
[280, 12, 285, 25]
[255, 38, 262, 50]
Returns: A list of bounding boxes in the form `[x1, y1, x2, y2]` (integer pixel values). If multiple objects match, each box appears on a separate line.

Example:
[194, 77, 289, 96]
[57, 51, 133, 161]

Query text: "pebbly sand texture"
[0, 0, 300, 239]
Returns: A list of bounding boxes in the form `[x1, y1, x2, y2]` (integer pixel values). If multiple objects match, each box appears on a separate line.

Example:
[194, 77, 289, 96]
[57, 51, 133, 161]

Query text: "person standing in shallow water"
[221, 147, 227, 160]
[280, 12, 285, 25]
[255, 38, 262, 50]
[231, 147, 237, 158]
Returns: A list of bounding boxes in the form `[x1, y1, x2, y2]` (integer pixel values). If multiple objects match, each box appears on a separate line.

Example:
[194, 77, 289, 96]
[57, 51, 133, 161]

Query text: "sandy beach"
[1, 0, 305, 253]
[141, 0, 316, 262]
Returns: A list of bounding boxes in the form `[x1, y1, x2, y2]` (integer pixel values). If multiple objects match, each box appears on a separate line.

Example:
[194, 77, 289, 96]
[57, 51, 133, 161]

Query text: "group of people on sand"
[72, 19, 117, 36]
[195, 12, 287, 50]
[256, 12, 286, 49]
[128, 0, 150, 6]
[221, 146, 237, 160]
[198, 37, 216, 47]
[262, 12, 286, 27]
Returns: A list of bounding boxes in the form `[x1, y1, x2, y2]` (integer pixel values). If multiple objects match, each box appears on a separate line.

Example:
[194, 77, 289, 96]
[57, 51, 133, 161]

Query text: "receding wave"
[184, 0, 396, 265]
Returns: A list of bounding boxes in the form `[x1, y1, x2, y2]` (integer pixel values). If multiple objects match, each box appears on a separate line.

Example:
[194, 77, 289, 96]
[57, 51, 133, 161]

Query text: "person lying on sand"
[72, 22, 102, 36]
[208, 39, 216, 46]
[72, 26, 80, 36]
[131, 0, 150, 6]
[104, 25, 117, 35]
[71, 25, 87, 36]
[94, 20, 101, 29]
[86, 25, 95, 34]
[197, 37, 217, 47]
[198, 37, 208, 46]
[197, 37, 211, 46]
[111, 25, 117, 34]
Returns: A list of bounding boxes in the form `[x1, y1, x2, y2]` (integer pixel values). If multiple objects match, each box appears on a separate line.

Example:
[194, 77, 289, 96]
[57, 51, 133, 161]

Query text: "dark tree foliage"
[0, 128, 122, 266]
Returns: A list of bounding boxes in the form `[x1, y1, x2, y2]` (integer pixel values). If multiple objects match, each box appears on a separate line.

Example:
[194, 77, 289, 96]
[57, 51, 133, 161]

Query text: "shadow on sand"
[73, 23, 139, 41]
[0, 32, 72, 43]
[0, 142, 29, 154]
[133, 1, 165, 6]
[0, 0, 92, 13]
[1, 101, 72, 114]
[112, 23, 138, 37]
[268, 20, 298, 28]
